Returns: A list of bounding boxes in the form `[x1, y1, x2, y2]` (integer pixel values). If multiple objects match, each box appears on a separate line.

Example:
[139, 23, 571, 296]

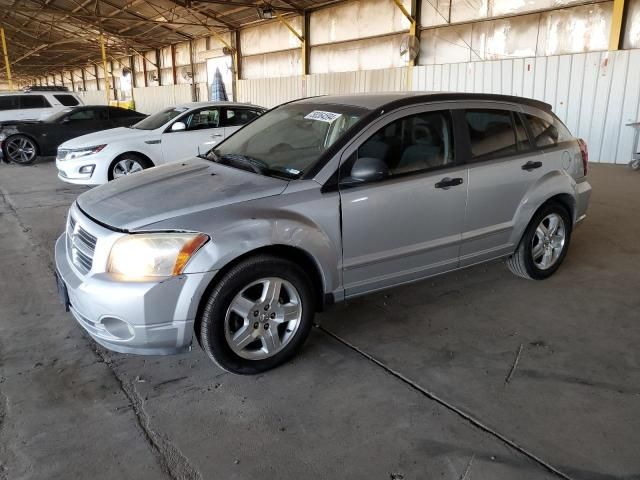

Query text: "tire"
[630, 159, 640, 171]
[3, 135, 38, 165]
[108, 153, 151, 180]
[507, 201, 572, 280]
[199, 255, 316, 374]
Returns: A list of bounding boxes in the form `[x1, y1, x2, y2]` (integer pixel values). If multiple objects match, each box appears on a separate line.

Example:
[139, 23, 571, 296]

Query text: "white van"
[0, 88, 84, 122]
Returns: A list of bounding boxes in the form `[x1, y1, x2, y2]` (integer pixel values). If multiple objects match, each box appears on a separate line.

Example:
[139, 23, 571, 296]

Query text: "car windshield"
[43, 108, 75, 123]
[131, 107, 188, 130]
[209, 103, 367, 178]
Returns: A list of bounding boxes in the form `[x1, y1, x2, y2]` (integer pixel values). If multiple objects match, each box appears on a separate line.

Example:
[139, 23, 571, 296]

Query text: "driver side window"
[184, 108, 220, 131]
[343, 110, 454, 183]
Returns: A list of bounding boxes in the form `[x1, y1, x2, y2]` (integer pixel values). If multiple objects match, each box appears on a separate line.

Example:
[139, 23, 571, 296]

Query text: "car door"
[339, 106, 468, 297]
[160, 107, 224, 162]
[19, 95, 52, 120]
[458, 106, 550, 266]
[52, 107, 110, 147]
[221, 107, 262, 138]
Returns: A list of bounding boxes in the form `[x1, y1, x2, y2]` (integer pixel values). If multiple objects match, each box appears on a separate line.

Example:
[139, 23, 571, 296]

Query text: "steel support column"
[189, 40, 196, 101]
[274, 12, 305, 75]
[233, 30, 241, 100]
[155, 48, 162, 86]
[171, 45, 177, 85]
[302, 10, 310, 75]
[0, 28, 13, 90]
[609, 0, 627, 50]
[100, 33, 110, 103]
[393, 0, 418, 89]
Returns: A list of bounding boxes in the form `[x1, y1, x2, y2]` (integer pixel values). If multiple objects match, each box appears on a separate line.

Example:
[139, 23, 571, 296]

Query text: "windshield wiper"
[208, 152, 300, 180]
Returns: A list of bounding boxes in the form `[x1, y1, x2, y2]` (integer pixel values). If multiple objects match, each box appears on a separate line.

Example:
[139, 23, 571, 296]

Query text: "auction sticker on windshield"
[304, 111, 342, 123]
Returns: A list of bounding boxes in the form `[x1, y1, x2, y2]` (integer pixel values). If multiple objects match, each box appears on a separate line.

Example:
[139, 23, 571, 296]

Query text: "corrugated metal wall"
[78, 90, 108, 105]
[237, 49, 640, 164]
[237, 67, 408, 107]
[131, 85, 192, 114]
[412, 49, 640, 164]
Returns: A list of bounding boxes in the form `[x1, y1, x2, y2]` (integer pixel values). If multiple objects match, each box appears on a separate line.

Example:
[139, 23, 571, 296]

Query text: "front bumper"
[55, 232, 216, 355]
[56, 151, 111, 186]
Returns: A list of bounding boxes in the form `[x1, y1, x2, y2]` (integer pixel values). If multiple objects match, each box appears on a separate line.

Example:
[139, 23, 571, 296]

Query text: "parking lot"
[0, 158, 637, 480]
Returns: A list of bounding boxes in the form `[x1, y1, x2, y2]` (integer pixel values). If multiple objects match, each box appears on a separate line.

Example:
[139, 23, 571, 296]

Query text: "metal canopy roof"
[0, 0, 333, 79]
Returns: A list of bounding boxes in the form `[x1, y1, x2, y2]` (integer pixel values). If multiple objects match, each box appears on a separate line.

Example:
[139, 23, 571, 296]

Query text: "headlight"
[108, 232, 209, 280]
[64, 144, 107, 160]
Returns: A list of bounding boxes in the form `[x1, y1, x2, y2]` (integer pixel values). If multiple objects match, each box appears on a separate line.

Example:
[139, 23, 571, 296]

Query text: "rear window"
[109, 107, 141, 118]
[524, 114, 572, 147]
[465, 109, 519, 160]
[54, 94, 80, 106]
[20, 95, 51, 109]
[0, 95, 19, 110]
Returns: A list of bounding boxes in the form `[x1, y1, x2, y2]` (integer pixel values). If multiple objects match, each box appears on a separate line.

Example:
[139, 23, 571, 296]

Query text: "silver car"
[54, 93, 592, 374]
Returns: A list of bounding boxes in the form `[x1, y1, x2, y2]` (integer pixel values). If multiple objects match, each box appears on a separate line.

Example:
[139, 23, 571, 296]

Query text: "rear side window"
[525, 114, 572, 147]
[67, 108, 107, 121]
[20, 95, 51, 109]
[464, 109, 521, 160]
[222, 108, 261, 127]
[54, 94, 80, 106]
[0, 95, 19, 110]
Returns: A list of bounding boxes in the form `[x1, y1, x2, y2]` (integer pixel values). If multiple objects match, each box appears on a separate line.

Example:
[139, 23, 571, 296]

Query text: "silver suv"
[54, 93, 592, 374]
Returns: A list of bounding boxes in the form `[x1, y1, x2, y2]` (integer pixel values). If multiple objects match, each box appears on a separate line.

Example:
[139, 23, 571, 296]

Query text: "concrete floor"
[0, 160, 638, 480]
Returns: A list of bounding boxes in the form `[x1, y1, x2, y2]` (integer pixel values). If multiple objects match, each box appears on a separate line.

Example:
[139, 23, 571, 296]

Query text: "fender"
[146, 187, 343, 300]
[510, 169, 578, 247]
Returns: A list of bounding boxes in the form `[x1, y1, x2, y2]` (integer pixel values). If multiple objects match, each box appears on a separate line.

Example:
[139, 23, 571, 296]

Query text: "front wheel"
[199, 255, 316, 374]
[108, 154, 151, 180]
[3, 135, 38, 165]
[507, 202, 572, 280]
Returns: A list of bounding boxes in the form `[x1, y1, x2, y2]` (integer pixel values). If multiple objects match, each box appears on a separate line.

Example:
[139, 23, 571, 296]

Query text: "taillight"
[577, 138, 588, 176]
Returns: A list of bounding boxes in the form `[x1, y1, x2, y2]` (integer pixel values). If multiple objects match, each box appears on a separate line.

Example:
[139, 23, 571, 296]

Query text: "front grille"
[57, 149, 69, 161]
[67, 214, 97, 274]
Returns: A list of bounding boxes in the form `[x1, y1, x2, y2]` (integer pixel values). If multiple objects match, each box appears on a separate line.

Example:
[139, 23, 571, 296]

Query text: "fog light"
[79, 165, 95, 174]
[102, 316, 134, 340]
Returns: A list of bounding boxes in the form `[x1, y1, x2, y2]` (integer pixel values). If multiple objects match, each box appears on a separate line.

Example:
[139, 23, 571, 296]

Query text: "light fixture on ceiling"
[257, 3, 274, 20]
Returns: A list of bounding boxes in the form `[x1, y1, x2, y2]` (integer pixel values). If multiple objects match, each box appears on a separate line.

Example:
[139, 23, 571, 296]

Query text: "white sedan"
[56, 101, 264, 185]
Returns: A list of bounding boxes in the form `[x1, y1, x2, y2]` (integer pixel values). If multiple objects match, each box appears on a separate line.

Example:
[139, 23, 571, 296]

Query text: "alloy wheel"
[6, 137, 36, 164]
[224, 277, 302, 360]
[531, 213, 566, 270]
[112, 159, 144, 178]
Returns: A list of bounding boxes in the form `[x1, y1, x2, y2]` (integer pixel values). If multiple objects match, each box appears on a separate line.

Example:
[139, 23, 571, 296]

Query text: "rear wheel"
[507, 202, 572, 280]
[108, 154, 151, 180]
[199, 255, 315, 374]
[3, 135, 38, 165]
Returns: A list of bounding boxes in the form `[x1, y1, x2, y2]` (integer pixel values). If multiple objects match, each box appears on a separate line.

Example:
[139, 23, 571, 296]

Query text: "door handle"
[435, 177, 464, 189]
[522, 160, 543, 171]
[211, 133, 223, 138]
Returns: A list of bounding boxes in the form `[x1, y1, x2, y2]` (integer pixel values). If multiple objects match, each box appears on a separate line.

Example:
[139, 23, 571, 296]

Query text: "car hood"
[60, 126, 153, 149]
[76, 158, 288, 230]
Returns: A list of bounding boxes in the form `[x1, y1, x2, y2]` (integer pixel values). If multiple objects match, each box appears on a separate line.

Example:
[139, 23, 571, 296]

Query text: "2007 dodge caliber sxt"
[55, 92, 592, 374]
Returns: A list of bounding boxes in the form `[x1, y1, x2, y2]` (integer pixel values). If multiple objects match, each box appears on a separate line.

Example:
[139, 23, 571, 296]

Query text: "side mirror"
[171, 121, 186, 132]
[346, 156, 389, 184]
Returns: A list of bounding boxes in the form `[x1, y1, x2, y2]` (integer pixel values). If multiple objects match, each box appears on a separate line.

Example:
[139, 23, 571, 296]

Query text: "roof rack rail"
[22, 86, 69, 92]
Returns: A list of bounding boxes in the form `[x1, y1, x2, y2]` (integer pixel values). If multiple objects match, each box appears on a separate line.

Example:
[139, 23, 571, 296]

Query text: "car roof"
[174, 101, 264, 109]
[0, 90, 77, 96]
[294, 92, 552, 112]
